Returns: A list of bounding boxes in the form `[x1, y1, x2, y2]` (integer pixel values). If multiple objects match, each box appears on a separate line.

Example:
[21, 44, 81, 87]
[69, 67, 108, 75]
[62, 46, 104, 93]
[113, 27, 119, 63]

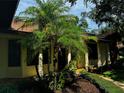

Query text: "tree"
[20, 0, 86, 77]
[68, 0, 124, 33]
[67, 0, 123, 65]
[19, 0, 70, 78]
[20, 0, 69, 30]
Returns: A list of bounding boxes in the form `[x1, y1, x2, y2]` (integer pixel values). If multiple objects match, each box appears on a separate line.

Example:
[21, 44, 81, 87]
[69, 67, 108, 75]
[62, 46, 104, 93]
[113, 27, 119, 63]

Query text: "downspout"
[50, 40, 54, 72]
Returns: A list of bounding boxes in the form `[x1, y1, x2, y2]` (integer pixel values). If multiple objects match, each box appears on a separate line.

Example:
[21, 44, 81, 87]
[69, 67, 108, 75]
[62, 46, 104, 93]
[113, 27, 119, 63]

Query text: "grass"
[103, 70, 124, 83]
[81, 71, 124, 93]
[101, 58, 124, 83]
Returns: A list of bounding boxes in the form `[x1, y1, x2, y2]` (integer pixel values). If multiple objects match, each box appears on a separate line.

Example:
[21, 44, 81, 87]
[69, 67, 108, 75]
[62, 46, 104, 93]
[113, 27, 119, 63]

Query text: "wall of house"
[89, 59, 98, 66]
[43, 63, 58, 74]
[21, 48, 37, 77]
[0, 39, 8, 78]
[0, 38, 23, 78]
[84, 41, 109, 69]
[97, 42, 109, 67]
[7, 67, 22, 78]
[0, 33, 37, 78]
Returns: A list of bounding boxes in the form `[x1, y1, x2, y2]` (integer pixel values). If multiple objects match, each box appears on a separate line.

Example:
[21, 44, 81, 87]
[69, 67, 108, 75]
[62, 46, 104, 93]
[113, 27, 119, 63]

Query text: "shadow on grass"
[0, 77, 53, 93]
[97, 58, 124, 83]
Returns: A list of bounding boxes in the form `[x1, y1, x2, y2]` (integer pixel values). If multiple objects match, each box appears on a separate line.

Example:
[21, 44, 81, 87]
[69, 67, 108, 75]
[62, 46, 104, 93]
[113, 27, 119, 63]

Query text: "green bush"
[0, 84, 19, 93]
[43, 68, 75, 91]
[103, 71, 118, 80]
[68, 60, 77, 71]
[103, 71, 114, 77]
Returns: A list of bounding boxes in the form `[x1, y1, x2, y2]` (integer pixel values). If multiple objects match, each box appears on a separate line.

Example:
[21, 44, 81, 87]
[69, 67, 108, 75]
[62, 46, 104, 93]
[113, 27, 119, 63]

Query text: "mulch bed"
[55, 77, 101, 93]
[0, 76, 101, 93]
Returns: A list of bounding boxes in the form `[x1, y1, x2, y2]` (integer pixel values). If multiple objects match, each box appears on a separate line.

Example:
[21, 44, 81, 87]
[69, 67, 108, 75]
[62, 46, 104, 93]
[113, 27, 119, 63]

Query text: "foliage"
[103, 71, 115, 78]
[0, 84, 19, 93]
[90, 0, 124, 32]
[20, 0, 70, 30]
[43, 68, 75, 90]
[68, 60, 77, 71]
[101, 58, 124, 83]
[81, 72, 124, 93]
[68, 0, 124, 33]
[20, 0, 87, 70]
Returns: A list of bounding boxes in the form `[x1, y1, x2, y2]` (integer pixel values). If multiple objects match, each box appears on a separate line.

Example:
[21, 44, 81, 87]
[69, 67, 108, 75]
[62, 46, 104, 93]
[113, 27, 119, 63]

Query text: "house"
[78, 33, 110, 71]
[84, 31, 121, 71]
[0, 0, 121, 78]
[0, 0, 37, 78]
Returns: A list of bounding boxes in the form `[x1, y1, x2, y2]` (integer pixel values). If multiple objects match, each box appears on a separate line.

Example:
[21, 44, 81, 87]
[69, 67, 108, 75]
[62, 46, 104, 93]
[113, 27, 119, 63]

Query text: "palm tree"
[20, 0, 70, 76]
[20, 0, 87, 77]
[20, 0, 69, 31]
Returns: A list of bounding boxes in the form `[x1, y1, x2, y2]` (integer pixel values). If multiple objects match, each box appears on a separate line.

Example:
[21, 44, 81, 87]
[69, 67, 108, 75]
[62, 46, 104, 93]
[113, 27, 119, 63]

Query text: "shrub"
[44, 68, 75, 91]
[0, 84, 19, 93]
[103, 71, 114, 77]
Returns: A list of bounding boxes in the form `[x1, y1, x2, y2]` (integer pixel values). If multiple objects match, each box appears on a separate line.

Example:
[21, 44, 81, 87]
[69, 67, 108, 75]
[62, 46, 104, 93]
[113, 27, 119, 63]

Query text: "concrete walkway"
[100, 76, 124, 90]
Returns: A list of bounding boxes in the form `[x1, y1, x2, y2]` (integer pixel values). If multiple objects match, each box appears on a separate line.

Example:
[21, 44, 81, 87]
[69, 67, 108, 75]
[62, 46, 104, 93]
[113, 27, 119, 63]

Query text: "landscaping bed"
[0, 70, 123, 93]
[60, 77, 101, 93]
[81, 72, 124, 93]
[0, 73, 102, 93]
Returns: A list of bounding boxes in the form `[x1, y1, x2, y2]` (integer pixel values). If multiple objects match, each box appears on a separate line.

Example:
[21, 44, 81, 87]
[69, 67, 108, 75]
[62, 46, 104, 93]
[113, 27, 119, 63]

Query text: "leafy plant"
[68, 60, 77, 71]
[103, 71, 114, 77]
[44, 68, 75, 91]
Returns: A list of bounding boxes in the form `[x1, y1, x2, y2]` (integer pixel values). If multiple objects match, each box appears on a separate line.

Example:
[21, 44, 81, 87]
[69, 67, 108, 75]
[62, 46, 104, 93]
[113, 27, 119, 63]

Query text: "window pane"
[8, 40, 21, 66]
[27, 48, 38, 66]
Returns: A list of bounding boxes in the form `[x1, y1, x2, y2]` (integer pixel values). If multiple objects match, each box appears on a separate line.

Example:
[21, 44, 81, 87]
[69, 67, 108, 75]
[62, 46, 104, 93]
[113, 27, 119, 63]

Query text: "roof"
[82, 32, 110, 43]
[11, 20, 38, 32]
[0, 0, 20, 29]
[0, 29, 30, 36]
[98, 31, 121, 42]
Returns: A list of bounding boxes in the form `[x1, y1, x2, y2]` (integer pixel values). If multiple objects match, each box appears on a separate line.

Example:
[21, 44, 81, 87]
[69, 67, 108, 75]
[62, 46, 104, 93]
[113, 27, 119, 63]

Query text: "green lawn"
[81, 72, 124, 93]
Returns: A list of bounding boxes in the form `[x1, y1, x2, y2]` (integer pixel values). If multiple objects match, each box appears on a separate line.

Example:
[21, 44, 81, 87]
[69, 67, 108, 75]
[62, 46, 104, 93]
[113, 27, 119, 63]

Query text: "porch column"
[68, 48, 71, 65]
[97, 42, 102, 67]
[38, 53, 43, 77]
[85, 52, 89, 71]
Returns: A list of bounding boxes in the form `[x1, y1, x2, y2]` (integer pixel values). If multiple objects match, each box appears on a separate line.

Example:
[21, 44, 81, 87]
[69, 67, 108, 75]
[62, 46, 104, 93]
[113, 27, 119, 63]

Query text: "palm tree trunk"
[54, 48, 58, 72]
[35, 64, 41, 80]
[68, 48, 71, 65]
[50, 40, 54, 73]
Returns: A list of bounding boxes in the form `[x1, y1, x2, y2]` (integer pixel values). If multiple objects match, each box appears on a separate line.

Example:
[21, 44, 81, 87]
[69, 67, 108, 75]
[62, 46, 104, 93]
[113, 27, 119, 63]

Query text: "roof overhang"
[0, 0, 20, 30]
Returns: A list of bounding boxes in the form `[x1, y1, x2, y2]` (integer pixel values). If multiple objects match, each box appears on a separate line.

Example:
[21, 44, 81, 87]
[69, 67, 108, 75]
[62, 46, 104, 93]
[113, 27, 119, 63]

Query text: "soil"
[56, 78, 101, 93]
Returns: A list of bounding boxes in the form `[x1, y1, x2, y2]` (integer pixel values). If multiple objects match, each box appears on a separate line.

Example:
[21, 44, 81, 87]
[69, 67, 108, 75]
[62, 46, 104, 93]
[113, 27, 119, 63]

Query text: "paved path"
[100, 76, 124, 90]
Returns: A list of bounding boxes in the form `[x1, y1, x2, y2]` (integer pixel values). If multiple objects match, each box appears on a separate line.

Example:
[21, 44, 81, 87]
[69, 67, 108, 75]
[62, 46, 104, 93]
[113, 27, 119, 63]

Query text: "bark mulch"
[56, 78, 101, 93]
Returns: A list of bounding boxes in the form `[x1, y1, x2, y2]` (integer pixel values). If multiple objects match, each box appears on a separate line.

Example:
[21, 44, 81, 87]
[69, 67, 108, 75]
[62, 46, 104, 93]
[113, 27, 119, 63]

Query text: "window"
[27, 48, 38, 66]
[8, 40, 21, 66]
[43, 48, 49, 64]
[87, 40, 98, 59]
[27, 48, 49, 65]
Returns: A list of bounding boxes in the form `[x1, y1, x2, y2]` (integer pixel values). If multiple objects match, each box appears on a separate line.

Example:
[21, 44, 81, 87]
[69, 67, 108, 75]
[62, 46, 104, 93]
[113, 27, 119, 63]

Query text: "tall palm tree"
[20, 0, 87, 77]
[20, 0, 69, 31]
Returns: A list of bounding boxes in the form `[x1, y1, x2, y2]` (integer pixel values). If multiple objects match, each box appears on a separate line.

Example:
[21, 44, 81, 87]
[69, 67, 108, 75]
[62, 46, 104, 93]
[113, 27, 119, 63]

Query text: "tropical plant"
[20, 0, 87, 78]
[20, 0, 69, 30]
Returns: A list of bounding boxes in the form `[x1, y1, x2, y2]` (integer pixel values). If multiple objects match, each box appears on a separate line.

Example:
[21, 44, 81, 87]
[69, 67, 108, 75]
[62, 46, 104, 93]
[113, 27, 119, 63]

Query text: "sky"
[15, 0, 98, 30]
